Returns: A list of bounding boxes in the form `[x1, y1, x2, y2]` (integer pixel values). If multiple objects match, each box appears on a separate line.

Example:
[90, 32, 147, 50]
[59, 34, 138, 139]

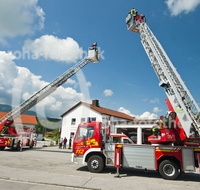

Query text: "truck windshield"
[77, 126, 94, 140]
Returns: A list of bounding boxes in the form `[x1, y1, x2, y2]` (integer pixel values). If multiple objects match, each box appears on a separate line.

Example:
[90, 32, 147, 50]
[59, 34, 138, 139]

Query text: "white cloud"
[86, 82, 92, 87]
[23, 35, 83, 63]
[103, 89, 113, 97]
[118, 107, 158, 120]
[0, 51, 84, 117]
[66, 78, 77, 86]
[118, 107, 136, 118]
[165, 0, 200, 16]
[139, 112, 158, 120]
[153, 107, 163, 113]
[36, 6, 45, 29]
[0, 0, 45, 44]
[150, 97, 159, 103]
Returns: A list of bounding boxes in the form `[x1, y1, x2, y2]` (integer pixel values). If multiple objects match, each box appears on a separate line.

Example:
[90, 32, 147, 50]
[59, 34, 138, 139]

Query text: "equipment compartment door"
[182, 149, 195, 171]
[123, 145, 155, 169]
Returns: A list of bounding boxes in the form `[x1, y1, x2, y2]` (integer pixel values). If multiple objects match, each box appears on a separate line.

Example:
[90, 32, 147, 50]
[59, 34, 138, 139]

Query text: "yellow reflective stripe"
[156, 149, 171, 152]
[155, 149, 180, 152]
[194, 148, 200, 151]
[185, 142, 200, 145]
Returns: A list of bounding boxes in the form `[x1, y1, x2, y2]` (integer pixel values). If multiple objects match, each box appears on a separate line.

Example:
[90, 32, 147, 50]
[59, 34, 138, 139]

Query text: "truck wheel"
[17, 141, 22, 152]
[159, 160, 179, 180]
[30, 140, 34, 148]
[0, 146, 5, 150]
[11, 139, 15, 150]
[87, 155, 104, 173]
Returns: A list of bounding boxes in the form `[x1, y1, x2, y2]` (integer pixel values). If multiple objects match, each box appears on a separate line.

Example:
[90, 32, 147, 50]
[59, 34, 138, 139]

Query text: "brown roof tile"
[0, 112, 38, 125]
[61, 101, 138, 121]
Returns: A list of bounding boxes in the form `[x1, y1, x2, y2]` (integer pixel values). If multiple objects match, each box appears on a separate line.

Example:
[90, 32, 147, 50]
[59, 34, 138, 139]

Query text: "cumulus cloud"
[139, 112, 158, 120]
[0, 0, 45, 44]
[0, 51, 85, 117]
[118, 107, 136, 118]
[86, 82, 92, 87]
[23, 35, 83, 63]
[153, 107, 163, 113]
[150, 97, 159, 103]
[118, 107, 158, 120]
[103, 89, 113, 97]
[165, 0, 200, 16]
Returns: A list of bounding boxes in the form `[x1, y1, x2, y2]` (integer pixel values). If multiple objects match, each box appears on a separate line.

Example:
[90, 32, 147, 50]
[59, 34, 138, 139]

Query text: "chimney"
[92, 99, 100, 107]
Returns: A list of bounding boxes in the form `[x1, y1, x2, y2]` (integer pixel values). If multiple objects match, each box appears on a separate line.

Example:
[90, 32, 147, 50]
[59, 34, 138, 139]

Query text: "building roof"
[0, 112, 38, 125]
[45, 132, 54, 135]
[61, 101, 138, 121]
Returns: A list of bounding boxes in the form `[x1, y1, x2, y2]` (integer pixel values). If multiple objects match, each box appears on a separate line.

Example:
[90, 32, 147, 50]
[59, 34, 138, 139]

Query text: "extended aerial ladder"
[0, 46, 100, 132]
[126, 14, 200, 138]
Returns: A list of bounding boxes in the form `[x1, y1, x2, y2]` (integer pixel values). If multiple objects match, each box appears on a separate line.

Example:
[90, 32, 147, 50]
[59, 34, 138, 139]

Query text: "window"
[70, 132, 75, 139]
[81, 118, 85, 123]
[77, 126, 94, 140]
[113, 137, 121, 143]
[91, 117, 96, 122]
[123, 139, 132, 144]
[71, 118, 76, 125]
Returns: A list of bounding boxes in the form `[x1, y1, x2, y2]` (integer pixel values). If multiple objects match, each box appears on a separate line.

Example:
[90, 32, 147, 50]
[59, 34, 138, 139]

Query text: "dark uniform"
[130, 8, 138, 23]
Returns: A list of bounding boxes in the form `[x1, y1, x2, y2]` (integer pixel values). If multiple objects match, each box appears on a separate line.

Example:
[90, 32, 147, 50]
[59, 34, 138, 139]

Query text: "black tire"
[30, 140, 34, 148]
[11, 139, 15, 150]
[87, 155, 104, 173]
[17, 141, 22, 152]
[159, 160, 179, 180]
[0, 146, 5, 150]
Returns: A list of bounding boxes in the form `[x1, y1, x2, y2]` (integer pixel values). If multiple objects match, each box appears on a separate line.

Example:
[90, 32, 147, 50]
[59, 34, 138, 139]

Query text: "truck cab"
[72, 121, 132, 168]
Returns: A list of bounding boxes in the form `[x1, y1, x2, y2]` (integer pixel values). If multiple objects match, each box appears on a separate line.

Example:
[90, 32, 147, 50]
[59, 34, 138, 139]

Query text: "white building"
[60, 100, 137, 142]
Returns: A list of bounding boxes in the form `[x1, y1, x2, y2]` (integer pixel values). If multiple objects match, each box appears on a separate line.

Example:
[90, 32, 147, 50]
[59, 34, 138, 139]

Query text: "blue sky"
[0, 0, 200, 120]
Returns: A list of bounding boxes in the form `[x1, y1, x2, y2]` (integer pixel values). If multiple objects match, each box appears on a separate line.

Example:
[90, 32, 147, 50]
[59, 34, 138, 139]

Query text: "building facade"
[60, 100, 137, 142]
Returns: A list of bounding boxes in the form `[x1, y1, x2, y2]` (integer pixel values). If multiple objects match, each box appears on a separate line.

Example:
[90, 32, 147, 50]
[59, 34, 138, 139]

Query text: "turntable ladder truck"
[0, 46, 100, 150]
[71, 16, 200, 180]
[126, 15, 200, 140]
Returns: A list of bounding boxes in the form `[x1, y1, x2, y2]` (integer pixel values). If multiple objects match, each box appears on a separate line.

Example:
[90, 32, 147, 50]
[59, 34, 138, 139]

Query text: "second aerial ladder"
[0, 45, 100, 150]
[126, 14, 200, 138]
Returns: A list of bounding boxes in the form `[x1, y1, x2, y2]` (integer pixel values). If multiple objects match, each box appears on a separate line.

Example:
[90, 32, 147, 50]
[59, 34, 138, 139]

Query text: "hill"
[0, 104, 36, 116]
[0, 104, 61, 130]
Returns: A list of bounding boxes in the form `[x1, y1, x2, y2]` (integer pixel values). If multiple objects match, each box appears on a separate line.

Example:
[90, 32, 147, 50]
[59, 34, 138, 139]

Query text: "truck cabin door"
[74, 125, 97, 155]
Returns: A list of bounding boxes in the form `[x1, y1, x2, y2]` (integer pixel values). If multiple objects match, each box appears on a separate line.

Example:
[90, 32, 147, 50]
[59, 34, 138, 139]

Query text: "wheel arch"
[157, 156, 181, 171]
[85, 151, 106, 164]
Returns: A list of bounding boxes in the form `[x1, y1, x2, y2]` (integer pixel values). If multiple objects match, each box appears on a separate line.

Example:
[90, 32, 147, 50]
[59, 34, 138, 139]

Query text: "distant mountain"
[37, 117, 62, 129]
[0, 104, 37, 116]
[0, 104, 12, 112]
[0, 104, 62, 129]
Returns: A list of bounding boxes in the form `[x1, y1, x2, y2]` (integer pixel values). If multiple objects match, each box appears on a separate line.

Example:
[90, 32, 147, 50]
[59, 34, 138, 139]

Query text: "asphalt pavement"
[0, 145, 199, 190]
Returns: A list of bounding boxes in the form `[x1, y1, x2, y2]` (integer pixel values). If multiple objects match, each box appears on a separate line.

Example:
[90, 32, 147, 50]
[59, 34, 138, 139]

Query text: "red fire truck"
[0, 46, 100, 151]
[0, 125, 37, 151]
[71, 13, 200, 180]
[72, 118, 200, 180]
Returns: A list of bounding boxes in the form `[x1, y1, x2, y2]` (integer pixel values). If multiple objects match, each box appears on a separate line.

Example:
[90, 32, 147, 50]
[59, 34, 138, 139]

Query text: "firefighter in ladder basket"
[152, 117, 164, 139]
[91, 42, 97, 50]
[91, 42, 98, 60]
[129, 8, 138, 24]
